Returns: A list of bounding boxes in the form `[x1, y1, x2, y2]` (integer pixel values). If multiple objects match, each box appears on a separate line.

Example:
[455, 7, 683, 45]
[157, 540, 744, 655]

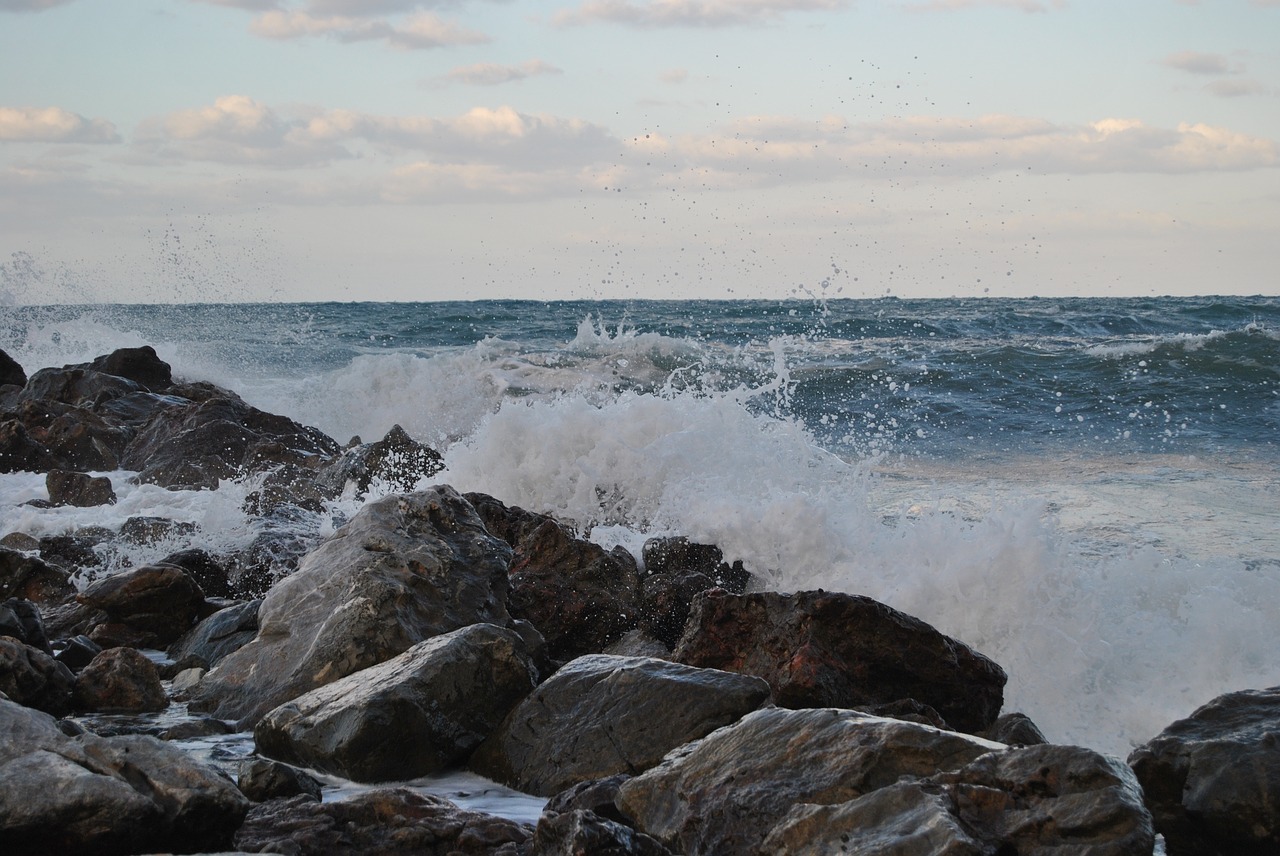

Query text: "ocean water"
[2, 296, 1278, 760]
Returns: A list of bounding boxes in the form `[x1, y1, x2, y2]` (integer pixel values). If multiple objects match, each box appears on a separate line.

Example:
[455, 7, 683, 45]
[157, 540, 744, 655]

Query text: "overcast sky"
[1, 0, 1278, 304]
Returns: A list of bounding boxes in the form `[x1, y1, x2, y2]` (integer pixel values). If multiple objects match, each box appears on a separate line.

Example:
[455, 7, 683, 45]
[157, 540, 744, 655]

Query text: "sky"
[1, 0, 1278, 304]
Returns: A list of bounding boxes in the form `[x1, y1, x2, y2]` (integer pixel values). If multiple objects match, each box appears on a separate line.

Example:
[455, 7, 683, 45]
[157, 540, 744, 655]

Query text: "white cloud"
[1160, 50, 1233, 75]
[441, 59, 564, 86]
[553, 0, 848, 28]
[902, 0, 1067, 11]
[0, 106, 120, 143]
[660, 68, 690, 83]
[250, 9, 489, 48]
[1205, 78, 1271, 98]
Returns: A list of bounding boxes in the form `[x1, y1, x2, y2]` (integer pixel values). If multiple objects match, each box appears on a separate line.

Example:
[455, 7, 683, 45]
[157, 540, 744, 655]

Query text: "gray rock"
[169, 598, 261, 666]
[0, 637, 76, 716]
[978, 710, 1048, 746]
[615, 707, 1003, 856]
[237, 757, 323, 802]
[313, 423, 444, 500]
[255, 623, 538, 782]
[1129, 686, 1280, 856]
[533, 809, 674, 856]
[188, 486, 515, 727]
[73, 646, 167, 713]
[471, 654, 771, 797]
[0, 597, 50, 653]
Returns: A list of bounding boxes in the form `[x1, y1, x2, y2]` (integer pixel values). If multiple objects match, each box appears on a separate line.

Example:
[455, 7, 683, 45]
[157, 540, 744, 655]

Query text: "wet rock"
[545, 774, 632, 823]
[0, 419, 57, 473]
[38, 532, 107, 575]
[118, 515, 198, 547]
[159, 652, 210, 679]
[0, 597, 51, 652]
[46, 469, 116, 507]
[0, 348, 26, 388]
[978, 710, 1049, 746]
[642, 535, 751, 592]
[89, 345, 172, 393]
[0, 545, 75, 604]
[1128, 686, 1280, 856]
[604, 628, 671, 659]
[169, 598, 260, 666]
[615, 707, 1002, 856]
[160, 716, 234, 741]
[313, 423, 444, 499]
[232, 788, 531, 856]
[170, 666, 206, 697]
[77, 562, 205, 647]
[0, 531, 39, 551]
[471, 654, 770, 797]
[18, 365, 142, 410]
[638, 570, 715, 648]
[673, 589, 1007, 734]
[533, 809, 674, 856]
[188, 486, 515, 726]
[243, 461, 332, 516]
[159, 547, 232, 599]
[73, 646, 167, 713]
[39, 408, 129, 471]
[762, 743, 1154, 856]
[0, 636, 76, 716]
[237, 757, 323, 802]
[224, 521, 318, 598]
[53, 634, 102, 672]
[256, 623, 538, 782]
[468, 492, 642, 660]
[0, 698, 249, 856]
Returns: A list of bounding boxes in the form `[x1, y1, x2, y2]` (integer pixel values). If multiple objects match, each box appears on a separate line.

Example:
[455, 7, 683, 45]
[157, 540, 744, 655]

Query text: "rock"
[0, 419, 58, 472]
[533, 809, 674, 856]
[232, 788, 531, 855]
[38, 532, 108, 575]
[160, 716, 234, 741]
[255, 623, 539, 783]
[169, 598, 260, 666]
[188, 486, 515, 726]
[468, 492, 642, 660]
[171, 666, 206, 697]
[762, 743, 1154, 856]
[471, 654, 771, 797]
[159, 547, 232, 599]
[978, 711, 1048, 746]
[615, 707, 1003, 856]
[237, 757, 323, 802]
[1128, 686, 1280, 856]
[223, 521, 318, 598]
[118, 515, 198, 546]
[604, 628, 671, 659]
[0, 348, 26, 388]
[0, 545, 75, 604]
[53, 634, 101, 671]
[545, 774, 632, 823]
[313, 423, 445, 499]
[642, 536, 751, 592]
[46, 469, 116, 507]
[89, 345, 172, 392]
[0, 531, 39, 551]
[0, 637, 76, 715]
[0, 597, 51, 652]
[0, 697, 248, 855]
[638, 570, 715, 648]
[73, 646, 167, 713]
[39, 408, 129, 470]
[19, 365, 142, 409]
[673, 589, 1007, 733]
[77, 562, 206, 647]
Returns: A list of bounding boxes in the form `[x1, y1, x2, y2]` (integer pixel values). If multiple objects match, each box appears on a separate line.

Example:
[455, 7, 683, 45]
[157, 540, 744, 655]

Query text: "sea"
[2, 295, 1278, 772]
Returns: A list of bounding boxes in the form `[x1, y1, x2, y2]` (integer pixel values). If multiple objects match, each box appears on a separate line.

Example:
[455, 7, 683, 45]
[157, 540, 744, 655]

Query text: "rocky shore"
[1, 345, 1277, 855]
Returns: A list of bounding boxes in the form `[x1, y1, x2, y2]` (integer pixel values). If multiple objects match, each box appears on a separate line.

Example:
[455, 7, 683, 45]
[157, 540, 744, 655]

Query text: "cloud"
[902, 0, 1067, 11]
[660, 68, 690, 83]
[250, 9, 489, 48]
[1160, 50, 1232, 75]
[1205, 78, 1272, 98]
[440, 59, 564, 86]
[0, 106, 120, 143]
[0, 0, 77, 10]
[553, 0, 848, 28]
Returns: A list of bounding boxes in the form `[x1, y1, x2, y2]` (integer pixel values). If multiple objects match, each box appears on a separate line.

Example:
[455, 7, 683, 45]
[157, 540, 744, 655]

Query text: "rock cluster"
[0, 345, 1275, 855]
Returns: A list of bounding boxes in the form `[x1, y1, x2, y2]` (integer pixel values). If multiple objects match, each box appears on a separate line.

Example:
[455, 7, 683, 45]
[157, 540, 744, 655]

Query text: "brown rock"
[73, 646, 167, 713]
[46, 469, 116, 507]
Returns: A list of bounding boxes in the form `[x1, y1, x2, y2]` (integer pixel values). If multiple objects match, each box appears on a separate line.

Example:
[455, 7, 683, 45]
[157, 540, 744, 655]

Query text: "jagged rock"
[762, 743, 1154, 856]
[89, 345, 172, 392]
[0, 545, 75, 604]
[673, 589, 1007, 733]
[38, 531, 109, 575]
[159, 547, 232, 599]
[0, 348, 26, 388]
[237, 757, 323, 802]
[18, 365, 142, 410]
[0, 698, 248, 856]
[0, 637, 76, 716]
[604, 628, 671, 659]
[313, 423, 444, 499]
[467, 492, 642, 660]
[615, 707, 1003, 856]
[53, 634, 101, 671]
[638, 570, 715, 648]
[533, 809, 674, 856]
[169, 598, 260, 666]
[255, 623, 539, 782]
[641, 536, 751, 592]
[46, 470, 116, 508]
[0, 597, 50, 653]
[118, 515, 198, 546]
[0, 419, 57, 473]
[188, 486, 515, 727]
[77, 562, 205, 647]
[471, 654, 771, 797]
[1129, 686, 1280, 856]
[224, 520, 318, 598]
[73, 646, 167, 713]
[978, 711, 1048, 746]
[545, 774, 632, 823]
[170, 666, 206, 697]
[232, 789, 531, 856]
[159, 716, 234, 741]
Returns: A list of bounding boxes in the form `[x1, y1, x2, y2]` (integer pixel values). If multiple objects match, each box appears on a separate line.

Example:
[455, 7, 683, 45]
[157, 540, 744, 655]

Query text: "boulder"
[762, 743, 1154, 856]
[0, 348, 26, 388]
[237, 757, 323, 802]
[641, 535, 751, 592]
[0, 697, 249, 856]
[471, 654, 771, 796]
[89, 345, 172, 392]
[545, 774, 632, 823]
[46, 470, 116, 507]
[0, 637, 76, 716]
[467, 492, 642, 660]
[615, 707, 1002, 856]
[255, 623, 539, 782]
[0, 419, 57, 473]
[77, 562, 205, 646]
[978, 710, 1048, 746]
[18, 365, 141, 410]
[158, 547, 232, 599]
[0, 545, 75, 604]
[673, 589, 1007, 733]
[118, 515, 198, 547]
[188, 486, 515, 726]
[533, 809, 674, 856]
[53, 634, 102, 672]
[168, 598, 260, 666]
[313, 423, 444, 499]
[638, 570, 715, 649]
[1128, 686, 1280, 856]
[73, 646, 167, 713]
[0, 597, 51, 652]
[232, 789, 531, 856]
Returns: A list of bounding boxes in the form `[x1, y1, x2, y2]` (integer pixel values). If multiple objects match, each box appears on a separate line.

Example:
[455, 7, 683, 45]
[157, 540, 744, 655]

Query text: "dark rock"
[545, 774, 632, 824]
[604, 628, 671, 659]
[0, 698, 249, 856]
[471, 654, 771, 796]
[255, 623, 538, 783]
[0, 597, 50, 652]
[978, 710, 1049, 746]
[0, 532, 39, 551]
[73, 646, 167, 713]
[168, 598, 260, 666]
[86, 621, 154, 650]
[159, 547, 232, 599]
[94, 390, 188, 429]
[89, 345, 172, 392]
[238, 757, 323, 802]
[0, 348, 26, 388]
[170, 667, 204, 698]
[77, 562, 205, 646]
[243, 461, 332, 516]
[118, 515, 198, 546]
[188, 486, 515, 727]
[38, 532, 106, 575]
[638, 570, 715, 648]
[673, 589, 1007, 734]
[46, 469, 116, 507]
[0, 636, 76, 715]
[313, 423, 445, 499]
[615, 707, 1002, 856]
[18, 365, 142, 409]
[53, 634, 102, 672]
[642, 536, 751, 592]
[40, 409, 129, 471]
[0, 419, 58, 473]
[533, 809, 674, 856]
[224, 521, 317, 598]
[159, 715, 233, 741]
[0, 546, 75, 603]
[762, 743, 1154, 856]
[468, 492, 642, 660]
[1129, 686, 1280, 856]
[232, 788, 531, 856]
[160, 653, 211, 679]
